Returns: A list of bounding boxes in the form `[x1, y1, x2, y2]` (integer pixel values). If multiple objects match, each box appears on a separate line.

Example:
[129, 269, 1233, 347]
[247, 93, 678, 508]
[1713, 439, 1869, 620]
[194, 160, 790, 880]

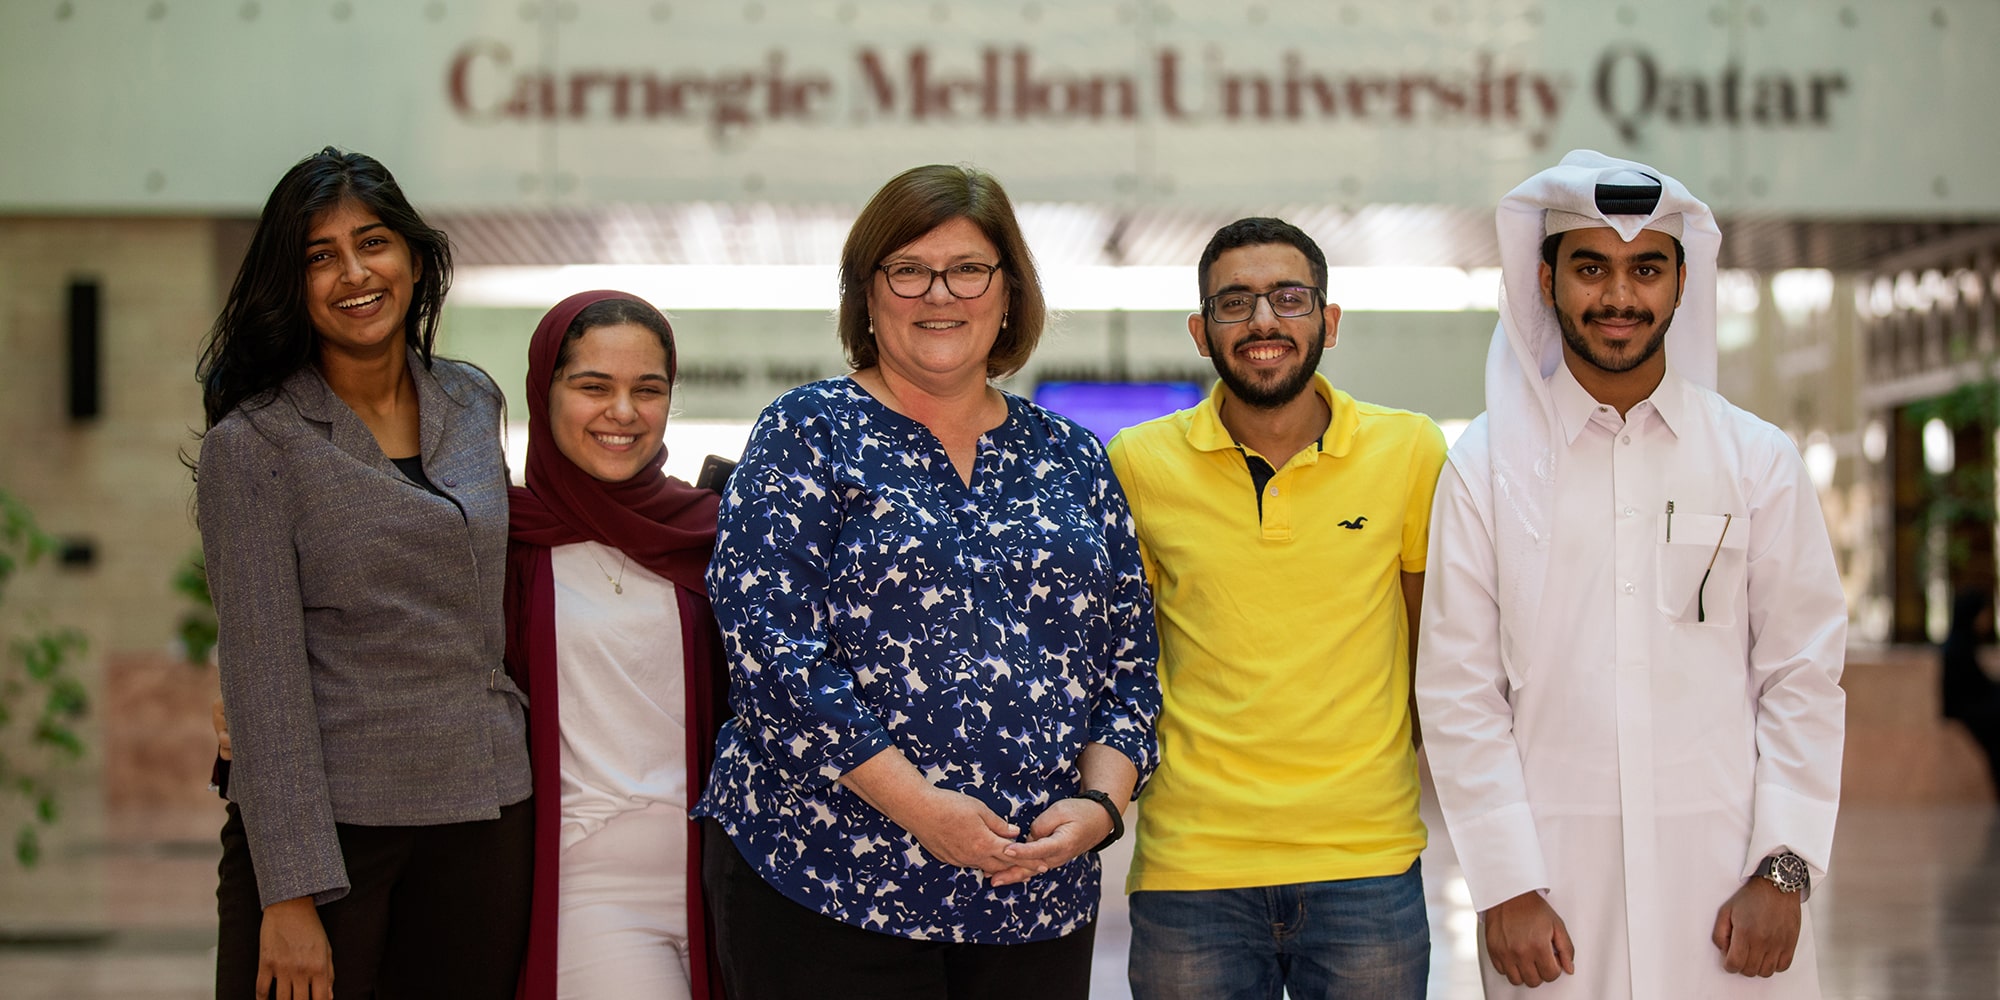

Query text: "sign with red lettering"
[0, 0, 1988, 213]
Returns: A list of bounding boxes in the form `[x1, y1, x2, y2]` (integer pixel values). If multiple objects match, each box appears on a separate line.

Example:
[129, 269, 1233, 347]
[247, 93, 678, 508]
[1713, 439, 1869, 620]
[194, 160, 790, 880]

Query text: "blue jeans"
[1127, 860, 1428, 1000]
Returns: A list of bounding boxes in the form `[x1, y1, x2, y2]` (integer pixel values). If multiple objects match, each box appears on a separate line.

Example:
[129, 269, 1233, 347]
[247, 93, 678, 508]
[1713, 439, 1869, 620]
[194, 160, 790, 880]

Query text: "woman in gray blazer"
[197, 147, 532, 1000]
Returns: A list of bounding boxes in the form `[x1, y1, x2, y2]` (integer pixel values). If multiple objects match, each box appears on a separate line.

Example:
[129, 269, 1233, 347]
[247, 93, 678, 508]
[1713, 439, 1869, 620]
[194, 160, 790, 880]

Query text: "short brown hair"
[838, 165, 1045, 378]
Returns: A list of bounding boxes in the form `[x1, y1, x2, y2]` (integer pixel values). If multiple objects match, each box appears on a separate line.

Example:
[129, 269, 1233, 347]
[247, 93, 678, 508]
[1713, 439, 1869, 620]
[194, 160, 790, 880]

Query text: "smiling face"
[1541, 226, 1686, 389]
[1190, 243, 1340, 411]
[303, 198, 418, 363]
[549, 322, 673, 483]
[864, 216, 1009, 388]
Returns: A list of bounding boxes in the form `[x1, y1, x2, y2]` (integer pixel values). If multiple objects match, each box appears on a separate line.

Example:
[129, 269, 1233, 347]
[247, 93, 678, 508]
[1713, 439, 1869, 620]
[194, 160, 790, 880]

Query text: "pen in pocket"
[1696, 513, 1735, 623]
[1666, 500, 1675, 542]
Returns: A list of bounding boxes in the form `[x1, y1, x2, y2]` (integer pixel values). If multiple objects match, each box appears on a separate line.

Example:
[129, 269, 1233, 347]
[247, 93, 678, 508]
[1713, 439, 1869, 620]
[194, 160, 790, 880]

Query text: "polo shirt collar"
[1185, 372, 1351, 461]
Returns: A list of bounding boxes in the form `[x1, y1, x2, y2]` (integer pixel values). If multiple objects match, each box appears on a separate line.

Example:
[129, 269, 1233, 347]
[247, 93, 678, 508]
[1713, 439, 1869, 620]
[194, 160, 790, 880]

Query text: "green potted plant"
[0, 490, 88, 866]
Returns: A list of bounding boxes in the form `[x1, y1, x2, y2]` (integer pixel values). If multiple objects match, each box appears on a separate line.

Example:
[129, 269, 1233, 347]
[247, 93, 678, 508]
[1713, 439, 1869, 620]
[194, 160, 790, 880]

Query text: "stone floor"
[4, 790, 1996, 999]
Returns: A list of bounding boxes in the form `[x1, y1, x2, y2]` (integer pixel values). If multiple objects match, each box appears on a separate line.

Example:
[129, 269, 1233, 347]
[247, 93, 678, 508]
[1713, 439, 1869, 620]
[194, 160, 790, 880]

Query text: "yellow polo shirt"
[1109, 373, 1447, 892]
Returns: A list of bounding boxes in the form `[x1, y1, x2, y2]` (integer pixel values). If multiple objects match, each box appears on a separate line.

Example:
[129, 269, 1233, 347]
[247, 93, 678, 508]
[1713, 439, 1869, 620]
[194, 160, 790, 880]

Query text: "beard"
[1555, 300, 1674, 375]
[1204, 316, 1327, 410]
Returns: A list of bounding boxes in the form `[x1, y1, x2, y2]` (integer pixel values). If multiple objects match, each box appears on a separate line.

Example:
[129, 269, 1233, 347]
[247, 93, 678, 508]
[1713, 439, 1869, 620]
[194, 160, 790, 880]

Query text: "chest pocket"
[1655, 511, 1749, 627]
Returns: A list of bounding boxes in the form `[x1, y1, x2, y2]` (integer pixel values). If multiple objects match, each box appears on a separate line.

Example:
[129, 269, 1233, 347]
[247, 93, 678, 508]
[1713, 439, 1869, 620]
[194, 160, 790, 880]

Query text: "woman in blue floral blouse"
[695, 164, 1161, 998]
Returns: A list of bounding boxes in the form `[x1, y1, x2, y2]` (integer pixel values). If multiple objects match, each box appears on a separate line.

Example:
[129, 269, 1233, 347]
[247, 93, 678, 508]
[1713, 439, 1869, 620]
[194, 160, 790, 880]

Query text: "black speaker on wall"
[68, 279, 100, 421]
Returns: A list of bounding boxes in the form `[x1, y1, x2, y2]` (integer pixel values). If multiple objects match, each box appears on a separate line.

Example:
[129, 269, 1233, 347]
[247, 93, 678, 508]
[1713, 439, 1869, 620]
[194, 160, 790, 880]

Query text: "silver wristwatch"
[1755, 852, 1810, 894]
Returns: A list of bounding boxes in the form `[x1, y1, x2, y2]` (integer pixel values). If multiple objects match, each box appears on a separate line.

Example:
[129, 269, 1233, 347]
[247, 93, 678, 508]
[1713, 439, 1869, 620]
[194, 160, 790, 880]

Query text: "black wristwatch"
[1073, 789, 1124, 854]
[1755, 852, 1810, 895]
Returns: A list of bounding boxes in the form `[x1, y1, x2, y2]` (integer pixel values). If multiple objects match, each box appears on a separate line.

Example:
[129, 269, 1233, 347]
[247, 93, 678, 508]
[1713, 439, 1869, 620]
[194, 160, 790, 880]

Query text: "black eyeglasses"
[1202, 287, 1323, 324]
[878, 262, 1002, 299]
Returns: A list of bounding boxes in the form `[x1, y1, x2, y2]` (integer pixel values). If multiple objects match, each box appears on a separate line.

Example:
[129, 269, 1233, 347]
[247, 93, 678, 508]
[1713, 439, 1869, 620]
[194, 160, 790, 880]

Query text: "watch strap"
[1074, 789, 1123, 854]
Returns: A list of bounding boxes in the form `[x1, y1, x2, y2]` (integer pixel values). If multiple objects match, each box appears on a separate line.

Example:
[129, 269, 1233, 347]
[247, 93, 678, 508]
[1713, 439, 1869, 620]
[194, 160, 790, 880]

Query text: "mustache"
[1234, 333, 1296, 349]
[1582, 305, 1655, 325]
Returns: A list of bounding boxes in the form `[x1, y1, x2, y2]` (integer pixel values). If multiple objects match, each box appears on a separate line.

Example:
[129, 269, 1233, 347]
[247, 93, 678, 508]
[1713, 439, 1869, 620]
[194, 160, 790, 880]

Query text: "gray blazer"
[197, 352, 530, 907]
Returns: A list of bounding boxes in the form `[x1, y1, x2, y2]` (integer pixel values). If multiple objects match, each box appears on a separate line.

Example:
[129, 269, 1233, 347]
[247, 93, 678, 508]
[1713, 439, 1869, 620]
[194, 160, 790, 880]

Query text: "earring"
[1001, 313, 1009, 329]
[868, 318, 874, 335]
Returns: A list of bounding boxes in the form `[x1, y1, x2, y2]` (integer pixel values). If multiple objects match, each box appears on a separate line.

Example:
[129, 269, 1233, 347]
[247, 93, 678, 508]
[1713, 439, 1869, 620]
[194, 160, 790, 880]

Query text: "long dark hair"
[196, 147, 453, 428]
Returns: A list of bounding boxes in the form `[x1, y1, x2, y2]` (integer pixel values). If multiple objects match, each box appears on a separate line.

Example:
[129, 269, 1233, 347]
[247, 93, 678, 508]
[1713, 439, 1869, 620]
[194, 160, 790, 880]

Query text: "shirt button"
[1267, 487, 1279, 498]
[1623, 506, 1635, 517]
[1621, 435, 1632, 445]
[1623, 582, 1636, 595]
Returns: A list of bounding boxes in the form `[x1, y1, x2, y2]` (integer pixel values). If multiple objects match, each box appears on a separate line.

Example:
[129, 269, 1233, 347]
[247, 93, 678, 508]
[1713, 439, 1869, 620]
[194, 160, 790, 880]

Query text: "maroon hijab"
[508, 289, 718, 590]
[505, 289, 726, 1000]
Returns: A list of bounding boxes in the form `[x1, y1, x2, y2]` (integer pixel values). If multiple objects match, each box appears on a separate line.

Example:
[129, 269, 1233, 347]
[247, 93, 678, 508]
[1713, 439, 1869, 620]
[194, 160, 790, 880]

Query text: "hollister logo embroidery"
[1338, 516, 1368, 530]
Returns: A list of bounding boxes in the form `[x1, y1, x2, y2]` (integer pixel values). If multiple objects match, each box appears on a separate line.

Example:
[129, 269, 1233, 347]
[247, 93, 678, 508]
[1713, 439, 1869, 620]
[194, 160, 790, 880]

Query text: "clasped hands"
[839, 746, 1125, 888]
[1482, 878, 1801, 988]
[899, 785, 1113, 887]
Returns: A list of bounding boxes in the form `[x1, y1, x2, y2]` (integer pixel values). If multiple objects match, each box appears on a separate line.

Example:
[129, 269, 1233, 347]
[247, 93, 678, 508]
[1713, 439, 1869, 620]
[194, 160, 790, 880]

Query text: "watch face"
[1768, 854, 1809, 892]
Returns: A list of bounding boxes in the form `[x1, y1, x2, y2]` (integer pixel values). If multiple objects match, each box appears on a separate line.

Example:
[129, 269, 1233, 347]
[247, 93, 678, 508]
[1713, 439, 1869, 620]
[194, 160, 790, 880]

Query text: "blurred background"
[1, 1, 1996, 996]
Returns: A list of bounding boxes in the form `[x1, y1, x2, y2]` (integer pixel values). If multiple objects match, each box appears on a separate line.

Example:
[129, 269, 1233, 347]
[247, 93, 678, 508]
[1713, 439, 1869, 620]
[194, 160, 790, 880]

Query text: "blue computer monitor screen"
[1033, 381, 1206, 443]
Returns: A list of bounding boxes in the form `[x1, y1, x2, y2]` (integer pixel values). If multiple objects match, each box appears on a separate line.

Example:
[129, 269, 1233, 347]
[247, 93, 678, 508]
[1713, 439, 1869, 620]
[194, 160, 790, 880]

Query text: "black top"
[1941, 636, 2000, 721]
[1238, 438, 1323, 521]
[1244, 452, 1278, 520]
[1941, 591, 2000, 720]
[391, 455, 449, 500]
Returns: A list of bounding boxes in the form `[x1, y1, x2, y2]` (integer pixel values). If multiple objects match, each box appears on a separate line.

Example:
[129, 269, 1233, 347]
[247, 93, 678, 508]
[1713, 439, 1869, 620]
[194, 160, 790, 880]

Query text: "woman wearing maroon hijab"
[503, 290, 725, 999]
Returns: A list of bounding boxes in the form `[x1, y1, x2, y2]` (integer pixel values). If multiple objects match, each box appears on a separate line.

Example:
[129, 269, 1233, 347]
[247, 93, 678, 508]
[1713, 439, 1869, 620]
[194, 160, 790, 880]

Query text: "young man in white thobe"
[1416, 150, 1846, 999]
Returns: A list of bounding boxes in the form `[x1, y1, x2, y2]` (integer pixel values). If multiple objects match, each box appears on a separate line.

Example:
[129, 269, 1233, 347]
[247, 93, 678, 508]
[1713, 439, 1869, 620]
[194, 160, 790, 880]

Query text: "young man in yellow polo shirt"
[1110, 218, 1446, 999]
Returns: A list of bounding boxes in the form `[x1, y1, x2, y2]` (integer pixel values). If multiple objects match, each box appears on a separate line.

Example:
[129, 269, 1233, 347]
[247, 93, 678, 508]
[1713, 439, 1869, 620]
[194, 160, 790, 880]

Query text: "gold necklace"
[587, 547, 628, 595]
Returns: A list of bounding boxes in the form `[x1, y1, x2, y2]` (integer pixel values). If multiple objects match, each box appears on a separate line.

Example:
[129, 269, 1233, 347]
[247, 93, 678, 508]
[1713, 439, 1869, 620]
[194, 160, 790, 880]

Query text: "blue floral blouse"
[696, 378, 1160, 944]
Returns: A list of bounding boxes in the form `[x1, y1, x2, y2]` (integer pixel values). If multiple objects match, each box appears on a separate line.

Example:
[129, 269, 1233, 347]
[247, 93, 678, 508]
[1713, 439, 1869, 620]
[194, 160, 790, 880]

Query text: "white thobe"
[1418, 364, 1846, 999]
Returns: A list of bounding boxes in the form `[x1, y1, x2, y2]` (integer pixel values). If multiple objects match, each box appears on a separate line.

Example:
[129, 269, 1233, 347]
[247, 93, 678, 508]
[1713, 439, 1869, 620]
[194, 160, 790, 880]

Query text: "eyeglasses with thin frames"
[1202, 286, 1324, 324]
[878, 262, 1002, 299]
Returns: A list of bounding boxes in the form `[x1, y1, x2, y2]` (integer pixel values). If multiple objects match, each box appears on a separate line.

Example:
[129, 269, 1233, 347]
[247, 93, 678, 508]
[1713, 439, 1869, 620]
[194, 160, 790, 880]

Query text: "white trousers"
[557, 802, 691, 1000]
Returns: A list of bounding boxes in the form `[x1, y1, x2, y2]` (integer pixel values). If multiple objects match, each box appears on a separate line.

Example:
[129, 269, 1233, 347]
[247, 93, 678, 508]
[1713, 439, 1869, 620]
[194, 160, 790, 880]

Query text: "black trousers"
[701, 818, 1096, 1000]
[216, 797, 534, 999]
